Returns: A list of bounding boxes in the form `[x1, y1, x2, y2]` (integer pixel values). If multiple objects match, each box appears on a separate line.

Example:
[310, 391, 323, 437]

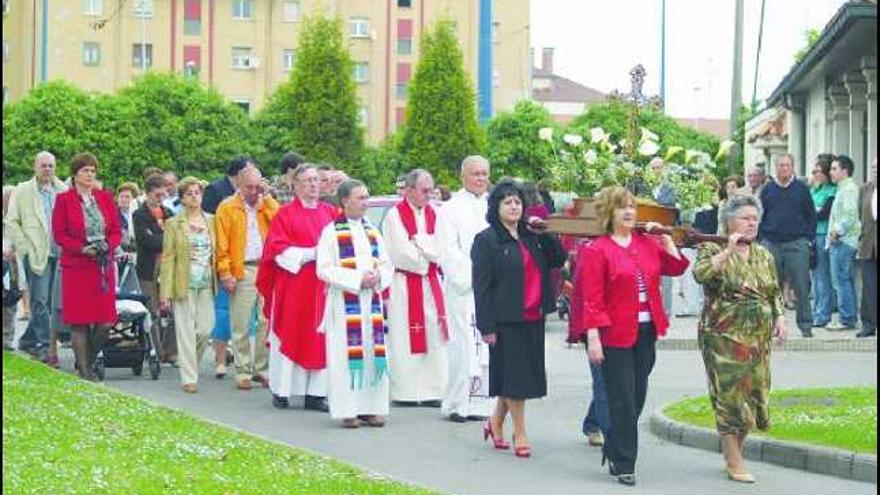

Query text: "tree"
[400, 20, 485, 186]
[256, 14, 363, 171]
[485, 100, 558, 180]
[3, 81, 95, 183]
[118, 72, 263, 181]
[794, 28, 821, 64]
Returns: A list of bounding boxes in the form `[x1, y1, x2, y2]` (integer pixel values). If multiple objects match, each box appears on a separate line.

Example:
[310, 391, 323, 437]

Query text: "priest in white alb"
[382, 169, 449, 407]
[438, 155, 495, 422]
[316, 179, 393, 428]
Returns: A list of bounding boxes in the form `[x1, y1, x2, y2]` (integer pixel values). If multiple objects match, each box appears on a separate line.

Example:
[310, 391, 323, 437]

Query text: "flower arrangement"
[540, 125, 734, 217]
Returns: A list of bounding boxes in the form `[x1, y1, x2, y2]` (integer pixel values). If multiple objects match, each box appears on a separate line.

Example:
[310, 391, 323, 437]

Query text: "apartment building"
[2, 0, 530, 143]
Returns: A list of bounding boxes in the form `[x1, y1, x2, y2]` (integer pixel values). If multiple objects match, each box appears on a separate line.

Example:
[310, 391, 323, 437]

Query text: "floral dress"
[694, 242, 784, 435]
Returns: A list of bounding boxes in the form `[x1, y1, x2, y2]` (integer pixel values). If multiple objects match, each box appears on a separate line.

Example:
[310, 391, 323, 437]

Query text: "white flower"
[665, 146, 684, 162]
[590, 127, 608, 144]
[538, 127, 554, 142]
[640, 127, 660, 143]
[715, 140, 736, 161]
[563, 134, 584, 147]
[584, 149, 599, 165]
[685, 149, 702, 164]
[638, 139, 661, 157]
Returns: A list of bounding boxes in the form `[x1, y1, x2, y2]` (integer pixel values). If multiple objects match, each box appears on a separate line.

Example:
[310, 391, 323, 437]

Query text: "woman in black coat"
[471, 179, 566, 458]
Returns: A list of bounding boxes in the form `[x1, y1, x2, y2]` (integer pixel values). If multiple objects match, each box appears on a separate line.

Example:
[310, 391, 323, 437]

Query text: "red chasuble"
[256, 197, 336, 369]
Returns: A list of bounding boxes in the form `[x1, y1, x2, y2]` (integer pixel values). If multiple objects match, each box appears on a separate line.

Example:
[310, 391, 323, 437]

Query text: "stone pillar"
[827, 82, 850, 157]
[844, 71, 867, 183]
[786, 93, 806, 176]
[863, 56, 877, 174]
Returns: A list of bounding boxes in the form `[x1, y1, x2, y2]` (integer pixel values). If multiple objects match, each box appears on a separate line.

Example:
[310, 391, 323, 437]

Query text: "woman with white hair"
[694, 194, 787, 483]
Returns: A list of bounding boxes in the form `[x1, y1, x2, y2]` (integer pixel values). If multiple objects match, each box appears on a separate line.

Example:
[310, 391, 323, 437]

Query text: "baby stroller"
[93, 256, 160, 381]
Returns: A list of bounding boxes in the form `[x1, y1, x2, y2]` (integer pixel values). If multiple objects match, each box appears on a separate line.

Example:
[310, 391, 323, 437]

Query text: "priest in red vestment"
[257, 163, 336, 411]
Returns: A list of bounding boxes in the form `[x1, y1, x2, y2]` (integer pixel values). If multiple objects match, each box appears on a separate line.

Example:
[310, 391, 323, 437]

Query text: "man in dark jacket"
[133, 174, 176, 363]
[759, 153, 817, 337]
[203, 157, 252, 214]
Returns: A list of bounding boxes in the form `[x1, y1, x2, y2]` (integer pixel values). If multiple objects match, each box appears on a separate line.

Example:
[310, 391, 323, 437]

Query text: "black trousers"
[601, 323, 657, 474]
[861, 259, 877, 333]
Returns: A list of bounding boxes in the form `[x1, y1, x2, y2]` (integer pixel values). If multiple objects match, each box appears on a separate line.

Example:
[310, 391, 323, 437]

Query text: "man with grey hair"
[5, 151, 68, 359]
[383, 168, 449, 407]
[438, 156, 494, 422]
[758, 153, 817, 337]
[742, 164, 767, 197]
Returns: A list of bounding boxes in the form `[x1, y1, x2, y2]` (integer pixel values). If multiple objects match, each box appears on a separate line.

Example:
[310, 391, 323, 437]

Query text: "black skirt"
[488, 320, 546, 400]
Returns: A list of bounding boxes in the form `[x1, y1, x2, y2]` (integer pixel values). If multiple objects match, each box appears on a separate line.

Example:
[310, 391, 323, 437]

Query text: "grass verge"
[2, 352, 440, 495]
[664, 386, 877, 454]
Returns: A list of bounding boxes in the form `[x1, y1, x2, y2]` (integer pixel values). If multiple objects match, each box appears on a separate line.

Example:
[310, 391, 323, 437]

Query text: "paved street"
[20, 315, 874, 495]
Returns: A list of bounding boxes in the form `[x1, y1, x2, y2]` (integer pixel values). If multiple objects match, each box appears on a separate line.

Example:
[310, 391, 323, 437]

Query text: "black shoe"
[856, 329, 876, 338]
[304, 395, 329, 412]
[448, 413, 468, 423]
[272, 394, 290, 409]
[392, 400, 419, 407]
[801, 328, 814, 338]
[466, 415, 489, 422]
[617, 474, 636, 486]
[420, 400, 442, 408]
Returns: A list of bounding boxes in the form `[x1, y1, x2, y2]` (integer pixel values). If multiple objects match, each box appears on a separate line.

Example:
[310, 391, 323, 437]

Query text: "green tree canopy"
[485, 100, 558, 180]
[256, 14, 363, 171]
[400, 20, 485, 186]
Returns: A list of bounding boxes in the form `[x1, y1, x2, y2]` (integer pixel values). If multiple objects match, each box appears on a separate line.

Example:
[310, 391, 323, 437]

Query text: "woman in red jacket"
[574, 187, 689, 486]
[52, 153, 122, 380]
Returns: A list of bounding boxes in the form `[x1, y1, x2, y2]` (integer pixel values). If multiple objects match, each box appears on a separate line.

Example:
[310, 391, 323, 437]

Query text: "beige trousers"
[229, 265, 268, 380]
[172, 288, 214, 385]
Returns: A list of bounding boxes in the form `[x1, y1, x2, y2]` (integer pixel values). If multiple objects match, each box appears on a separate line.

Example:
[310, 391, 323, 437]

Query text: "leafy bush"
[485, 100, 559, 181]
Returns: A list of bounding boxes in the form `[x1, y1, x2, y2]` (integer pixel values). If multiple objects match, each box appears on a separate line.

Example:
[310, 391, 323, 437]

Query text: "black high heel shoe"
[602, 450, 635, 486]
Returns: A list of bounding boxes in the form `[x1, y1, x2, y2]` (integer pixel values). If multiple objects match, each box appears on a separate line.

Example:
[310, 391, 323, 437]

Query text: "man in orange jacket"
[215, 164, 279, 390]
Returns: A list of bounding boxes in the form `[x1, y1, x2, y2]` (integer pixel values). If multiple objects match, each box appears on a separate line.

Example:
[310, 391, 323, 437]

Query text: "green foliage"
[3, 353, 441, 495]
[118, 73, 262, 182]
[794, 28, 821, 64]
[485, 100, 558, 180]
[665, 387, 877, 454]
[570, 101, 721, 161]
[730, 105, 754, 177]
[3, 74, 262, 189]
[257, 14, 363, 171]
[400, 20, 485, 187]
[357, 133, 407, 195]
[2, 81, 95, 182]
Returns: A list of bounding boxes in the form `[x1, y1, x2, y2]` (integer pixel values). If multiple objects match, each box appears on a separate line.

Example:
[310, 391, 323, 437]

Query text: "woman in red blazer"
[52, 153, 122, 380]
[574, 187, 689, 486]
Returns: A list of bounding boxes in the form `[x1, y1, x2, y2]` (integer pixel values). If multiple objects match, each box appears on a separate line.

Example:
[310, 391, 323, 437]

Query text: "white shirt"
[244, 201, 263, 262]
[439, 189, 489, 294]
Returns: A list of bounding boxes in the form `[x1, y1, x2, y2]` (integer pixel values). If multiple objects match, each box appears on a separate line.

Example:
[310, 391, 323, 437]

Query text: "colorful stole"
[395, 201, 450, 354]
[334, 217, 388, 390]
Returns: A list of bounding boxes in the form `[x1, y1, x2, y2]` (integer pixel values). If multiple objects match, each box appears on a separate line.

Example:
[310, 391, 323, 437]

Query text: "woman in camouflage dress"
[694, 195, 787, 483]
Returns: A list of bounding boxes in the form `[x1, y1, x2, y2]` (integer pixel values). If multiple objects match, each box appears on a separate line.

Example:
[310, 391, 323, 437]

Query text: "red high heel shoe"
[513, 436, 532, 458]
[482, 421, 510, 450]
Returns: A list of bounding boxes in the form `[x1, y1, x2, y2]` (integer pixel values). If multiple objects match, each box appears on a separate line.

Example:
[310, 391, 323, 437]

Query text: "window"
[353, 62, 369, 83]
[350, 17, 370, 38]
[183, 45, 201, 77]
[283, 1, 300, 22]
[83, 42, 100, 67]
[133, 0, 154, 17]
[233, 99, 250, 114]
[358, 106, 369, 127]
[132, 43, 153, 68]
[83, 0, 102, 15]
[184, 0, 201, 35]
[2, 40, 8, 63]
[232, 0, 252, 20]
[2, 0, 8, 15]
[395, 107, 406, 127]
[396, 63, 411, 99]
[397, 19, 413, 55]
[283, 49, 296, 71]
[398, 0, 412, 7]
[231, 47, 255, 69]
[3, 87, 9, 105]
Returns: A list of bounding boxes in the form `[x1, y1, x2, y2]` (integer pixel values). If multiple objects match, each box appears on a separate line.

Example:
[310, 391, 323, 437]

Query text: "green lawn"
[665, 386, 877, 454]
[2, 352, 440, 495]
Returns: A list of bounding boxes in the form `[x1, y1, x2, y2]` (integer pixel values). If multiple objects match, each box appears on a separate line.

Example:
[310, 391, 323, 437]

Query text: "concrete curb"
[656, 338, 877, 352]
[650, 408, 877, 483]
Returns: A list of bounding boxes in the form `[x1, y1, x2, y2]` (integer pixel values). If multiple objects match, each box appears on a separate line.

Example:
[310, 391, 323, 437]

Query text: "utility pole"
[752, 0, 767, 111]
[729, 0, 744, 168]
[659, 0, 666, 112]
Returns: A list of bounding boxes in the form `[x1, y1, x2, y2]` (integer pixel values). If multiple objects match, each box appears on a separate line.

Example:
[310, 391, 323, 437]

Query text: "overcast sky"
[530, 0, 848, 120]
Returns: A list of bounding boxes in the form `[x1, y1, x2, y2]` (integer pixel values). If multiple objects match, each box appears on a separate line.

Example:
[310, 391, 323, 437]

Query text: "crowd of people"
[2, 148, 876, 487]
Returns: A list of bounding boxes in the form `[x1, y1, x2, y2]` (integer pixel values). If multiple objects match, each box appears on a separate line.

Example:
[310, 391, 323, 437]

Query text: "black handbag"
[3, 259, 22, 308]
